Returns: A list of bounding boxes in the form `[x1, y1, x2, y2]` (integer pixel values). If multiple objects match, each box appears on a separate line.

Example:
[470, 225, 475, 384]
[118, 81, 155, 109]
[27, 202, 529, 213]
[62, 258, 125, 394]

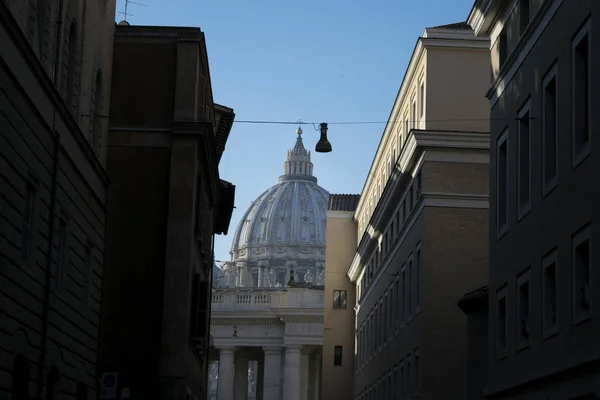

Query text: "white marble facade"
[209, 287, 324, 400]
[225, 127, 329, 288]
[209, 129, 328, 400]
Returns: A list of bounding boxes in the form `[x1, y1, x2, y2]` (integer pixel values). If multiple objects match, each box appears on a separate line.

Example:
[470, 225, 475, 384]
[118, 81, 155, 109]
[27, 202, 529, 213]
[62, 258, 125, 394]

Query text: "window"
[496, 129, 509, 237]
[76, 383, 87, 400]
[517, 102, 531, 218]
[45, 366, 60, 400]
[399, 362, 404, 398]
[498, 25, 508, 69]
[415, 170, 422, 198]
[407, 256, 413, 318]
[382, 296, 387, 342]
[519, 0, 530, 35]
[402, 200, 407, 223]
[572, 224, 591, 324]
[414, 350, 420, 394]
[65, 22, 77, 111]
[82, 242, 92, 308]
[393, 366, 398, 399]
[542, 249, 558, 337]
[517, 269, 531, 349]
[408, 187, 414, 211]
[411, 97, 417, 129]
[419, 80, 425, 119]
[32, 0, 46, 55]
[334, 346, 342, 366]
[404, 113, 409, 136]
[54, 217, 68, 290]
[415, 243, 421, 311]
[407, 356, 412, 396]
[21, 182, 36, 261]
[91, 69, 103, 154]
[12, 355, 30, 400]
[401, 264, 407, 324]
[394, 276, 400, 330]
[496, 286, 508, 358]
[542, 64, 558, 192]
[333, 289, 347, 309]
[572, 19, 591, 166]
[390, 285, 395, 334]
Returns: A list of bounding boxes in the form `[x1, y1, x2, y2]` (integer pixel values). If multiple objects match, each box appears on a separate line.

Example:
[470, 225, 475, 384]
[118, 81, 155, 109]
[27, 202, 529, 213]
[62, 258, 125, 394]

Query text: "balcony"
[211, 287, 324, 312]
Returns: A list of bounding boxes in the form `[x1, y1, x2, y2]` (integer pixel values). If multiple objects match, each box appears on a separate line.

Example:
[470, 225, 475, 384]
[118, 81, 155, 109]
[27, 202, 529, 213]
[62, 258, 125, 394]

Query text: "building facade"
[98, 24, 235, 400]
[0, 0, 115, 398]
[322, 194, 360, 400]
[208, 128, 329, 400]
[468, 0, 600, 398]
[346, 23, 491, 400]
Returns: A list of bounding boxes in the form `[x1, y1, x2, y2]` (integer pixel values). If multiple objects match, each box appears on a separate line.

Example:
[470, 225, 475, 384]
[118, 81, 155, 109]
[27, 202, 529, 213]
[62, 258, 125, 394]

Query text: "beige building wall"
[322, 196, 360, 400]
[343, 23, 492, 400]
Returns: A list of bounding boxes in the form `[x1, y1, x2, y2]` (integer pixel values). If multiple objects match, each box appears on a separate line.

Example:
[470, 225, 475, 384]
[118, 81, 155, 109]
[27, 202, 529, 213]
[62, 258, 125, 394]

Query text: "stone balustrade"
[211, 287, 324, 311]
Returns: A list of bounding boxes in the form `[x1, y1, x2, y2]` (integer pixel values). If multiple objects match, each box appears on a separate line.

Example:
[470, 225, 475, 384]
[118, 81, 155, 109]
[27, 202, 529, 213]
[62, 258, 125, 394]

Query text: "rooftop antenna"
[117, 0, 147, 22]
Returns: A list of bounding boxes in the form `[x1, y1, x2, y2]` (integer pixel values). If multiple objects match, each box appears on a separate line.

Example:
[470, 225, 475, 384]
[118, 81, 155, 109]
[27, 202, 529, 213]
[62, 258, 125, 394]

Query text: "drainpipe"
[37, 1, 64, 395]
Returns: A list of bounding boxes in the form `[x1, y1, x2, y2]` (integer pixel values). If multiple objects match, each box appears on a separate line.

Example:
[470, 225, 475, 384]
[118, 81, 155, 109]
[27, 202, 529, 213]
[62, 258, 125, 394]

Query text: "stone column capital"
[285, 345, 303, 354]
[258, 260, 270, 268]
[218, 347, 235, 355]
[262, 346, 282, 355]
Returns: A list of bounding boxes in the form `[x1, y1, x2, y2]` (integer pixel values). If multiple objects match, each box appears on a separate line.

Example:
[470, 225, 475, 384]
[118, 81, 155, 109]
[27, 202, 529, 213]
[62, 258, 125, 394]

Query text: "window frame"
[496, 129, 509, 239]
[517, 268, 531, 350]
[21, 177, 39, 264]
[541, 62, 559, 195]
[542, 248, 559, 339]
[414, 242, 421, 313]
[333, 289, 348, 309]
[496, 285, 508, 359]
[572, 224, 592, 325]
[517, 100, 532, 220]
[333, 345, 343, 366]
[571, 18, 592, 168]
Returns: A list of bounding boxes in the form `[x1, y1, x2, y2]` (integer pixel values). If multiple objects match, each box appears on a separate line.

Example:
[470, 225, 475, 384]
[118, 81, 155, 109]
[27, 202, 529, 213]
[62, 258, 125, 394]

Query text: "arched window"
[91, 69, 103, 153]
[11, 355, 30, 400]
[31, 0, 46, 55]
[76, 382, 87, 400]
[45, 366, 61, 400]
[65, 21, 77, 111]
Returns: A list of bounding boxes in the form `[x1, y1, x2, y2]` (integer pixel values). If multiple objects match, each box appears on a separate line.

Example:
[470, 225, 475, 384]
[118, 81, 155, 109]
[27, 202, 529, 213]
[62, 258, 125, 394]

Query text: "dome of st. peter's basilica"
[217, 127, 330, 288]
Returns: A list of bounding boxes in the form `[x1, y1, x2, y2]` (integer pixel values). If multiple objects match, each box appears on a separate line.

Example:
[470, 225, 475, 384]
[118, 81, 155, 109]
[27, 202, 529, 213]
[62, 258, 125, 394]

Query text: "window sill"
[542, 177, 558, 198]
[496, 224, 509, 241]
[572, 146, 591, 170]
[573, 309, 592, 327]
[542, 325, 558, 340]
[517, 203, 531, 222]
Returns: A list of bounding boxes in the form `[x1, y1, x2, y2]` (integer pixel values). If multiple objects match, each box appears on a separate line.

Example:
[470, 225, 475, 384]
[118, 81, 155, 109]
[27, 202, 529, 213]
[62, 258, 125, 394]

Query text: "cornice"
[280, 315, 323, 324]
[211, 318, 283, 325]
[327, 210, 355, 219]
[467, 0, 499, 36]
[347, 130, 490, 282]
[354, 30, 489, 220]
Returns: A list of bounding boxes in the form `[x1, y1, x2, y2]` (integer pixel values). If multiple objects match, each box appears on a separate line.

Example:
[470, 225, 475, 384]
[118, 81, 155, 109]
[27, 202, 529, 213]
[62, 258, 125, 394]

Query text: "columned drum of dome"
[226, 127, 330, 288]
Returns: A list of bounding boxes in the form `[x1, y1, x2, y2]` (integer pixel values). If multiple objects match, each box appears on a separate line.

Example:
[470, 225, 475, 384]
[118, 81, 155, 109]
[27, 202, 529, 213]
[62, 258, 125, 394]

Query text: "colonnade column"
[309, 352, 321, 400]
[300, 352, 310, 400]
[283, 346, 302, 400]
[256, 357, 264, 400]
[262, 346, 282, 400]
[218, 348, 235, 400]
[234, 356, 249, 400]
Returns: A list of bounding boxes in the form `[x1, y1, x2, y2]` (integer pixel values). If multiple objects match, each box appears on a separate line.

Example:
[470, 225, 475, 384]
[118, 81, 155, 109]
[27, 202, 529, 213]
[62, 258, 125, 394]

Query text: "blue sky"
[114, 0, 475, 263]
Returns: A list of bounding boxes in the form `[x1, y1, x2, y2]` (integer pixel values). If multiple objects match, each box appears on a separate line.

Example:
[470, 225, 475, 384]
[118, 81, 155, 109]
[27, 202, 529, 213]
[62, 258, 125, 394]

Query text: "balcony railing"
[211, 288, 324, 311]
